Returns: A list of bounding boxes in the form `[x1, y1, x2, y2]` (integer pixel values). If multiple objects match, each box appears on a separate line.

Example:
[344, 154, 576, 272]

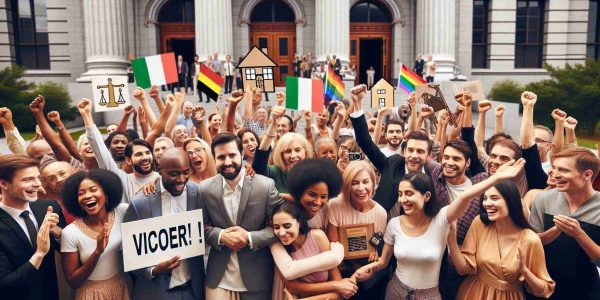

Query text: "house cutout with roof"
[371, 78, 395, 108]
[237, 46, 279, 93]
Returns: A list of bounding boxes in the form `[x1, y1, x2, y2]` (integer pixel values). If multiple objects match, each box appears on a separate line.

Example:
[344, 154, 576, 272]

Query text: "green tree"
[525, 60, 600, 134]
[0, 66, 76, 132]
[487, 79, 524, 112]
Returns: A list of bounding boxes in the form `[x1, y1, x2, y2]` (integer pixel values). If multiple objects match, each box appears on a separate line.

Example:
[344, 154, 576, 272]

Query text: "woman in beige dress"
[449, 179, 555, 299]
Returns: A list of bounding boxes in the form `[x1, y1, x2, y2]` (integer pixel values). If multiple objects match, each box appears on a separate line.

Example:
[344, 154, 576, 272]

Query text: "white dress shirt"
[0, 202, 38, 242]
[159, 180, 191, 289]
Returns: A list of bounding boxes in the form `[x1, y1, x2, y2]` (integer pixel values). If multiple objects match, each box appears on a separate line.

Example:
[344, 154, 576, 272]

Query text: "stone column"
[416, 0, 456, 81]
[78, 0, 129, 81]
[196, 0, 233, 63]
[315, 0, 350, 63]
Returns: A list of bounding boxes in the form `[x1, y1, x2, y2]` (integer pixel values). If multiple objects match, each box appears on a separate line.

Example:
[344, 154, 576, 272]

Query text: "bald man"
[26, 139, 53, 161]
[176, 101, 194, 135]
[125, 148, 205, 300]
[40, 160, 77, 224]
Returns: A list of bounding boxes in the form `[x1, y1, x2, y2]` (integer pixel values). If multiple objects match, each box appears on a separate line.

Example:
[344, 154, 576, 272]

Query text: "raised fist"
[551, 109, 567, 123]
[477, 100, 492, 113]
[47, 111, 61, 123]
[77, 98, 92, 114]
[521, 91, 537, 106]
[495, 105, 505, 117]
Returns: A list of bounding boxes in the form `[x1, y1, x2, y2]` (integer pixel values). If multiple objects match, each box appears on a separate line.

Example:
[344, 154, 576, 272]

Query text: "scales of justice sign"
[91, 76, 131, 112]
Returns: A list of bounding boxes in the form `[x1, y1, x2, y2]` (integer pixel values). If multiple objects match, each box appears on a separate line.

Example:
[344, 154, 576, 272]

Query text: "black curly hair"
[286, 158, 342, 202]
[61, 169, 123, 217]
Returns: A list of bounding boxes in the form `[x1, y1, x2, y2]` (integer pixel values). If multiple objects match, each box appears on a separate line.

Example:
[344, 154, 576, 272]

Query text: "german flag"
[198, 63, 224, 100]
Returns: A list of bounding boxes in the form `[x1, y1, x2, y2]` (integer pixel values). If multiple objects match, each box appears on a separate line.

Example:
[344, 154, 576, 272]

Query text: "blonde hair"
[182, 137, 217, 178]
[273, 132, 314, 171]
[341, 160, 376, 204]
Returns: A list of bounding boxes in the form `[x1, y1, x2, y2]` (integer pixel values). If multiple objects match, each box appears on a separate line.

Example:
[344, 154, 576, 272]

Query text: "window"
[262, 68, 273, 80]
[587, 0, 600, 60]
[279, 38, 288, 56]
[351, 40, 357, 55]
[472, 0, 489, 68]
[350, 1, 391, 23]
[9, 0, 50, 69]
[250, 0, 294, 22]
[245, 69, 256, 80]
[377, 89, 385, 94]
[378, 98, 386, 107]
[159, 0, 195, 22]
[515, 0, 545, 68]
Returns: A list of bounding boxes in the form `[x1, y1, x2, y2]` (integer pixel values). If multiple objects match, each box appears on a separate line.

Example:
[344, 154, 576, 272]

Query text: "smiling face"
[0, 166, 41, 203]
[182, 102, 193, 118]
[316, 142, 337, 161]
[298, 182, 329, 218]
[350, 170, 374, 206]
[127, 144, 154, 175]
[185, 140, 207, 174]
[214, 140, 243, 180]
[173, 125, 189, 144]
[272, 211, 301, 246]
[404, 139, 429, 173]
[552, 157, 588, 192]
[255, 107, 268, 123]
[109, 134, 128, 160]
[159, 154, 191, 196]
[153, 140, 172, 161]
[209, 114, 222, 131]
[397, 180, 430, 215]
[41, 161, 74, 195]
[482, 187, 509, 222]
[316, 111, 329, 127]
[77, 178, 106, 216]
[277, 117, 292, 138]
[441, 147, 469, 179]
[385, 124, 403, 148]
[488, 145, 516, 175]
[282, 139, 307, 170]
[241, 132, 258, 158]
[78, 137, 95, 160]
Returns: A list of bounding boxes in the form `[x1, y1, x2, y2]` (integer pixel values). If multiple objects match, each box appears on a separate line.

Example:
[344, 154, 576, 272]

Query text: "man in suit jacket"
[125, 148, 205, 300]
[0, 154, 65, 300]
[175, 55, 189, 93]
[200, 133, 283, 300]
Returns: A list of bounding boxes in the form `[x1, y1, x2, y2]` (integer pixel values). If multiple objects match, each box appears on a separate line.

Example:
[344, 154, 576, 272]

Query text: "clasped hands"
[221, 226, 250, 251]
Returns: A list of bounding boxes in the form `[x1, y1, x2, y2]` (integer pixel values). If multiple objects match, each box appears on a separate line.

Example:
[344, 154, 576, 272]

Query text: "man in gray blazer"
[200, 133, 283, 300]
[124, 148, 205, 300]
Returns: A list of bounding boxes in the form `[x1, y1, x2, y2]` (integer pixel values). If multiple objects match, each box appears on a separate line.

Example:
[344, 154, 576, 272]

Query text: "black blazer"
[0, 199, 65, 300]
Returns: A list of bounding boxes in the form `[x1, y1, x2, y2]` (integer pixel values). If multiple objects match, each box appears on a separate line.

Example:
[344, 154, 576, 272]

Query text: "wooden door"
[251, 22, 295, 86]
[350, 23, 392, 86]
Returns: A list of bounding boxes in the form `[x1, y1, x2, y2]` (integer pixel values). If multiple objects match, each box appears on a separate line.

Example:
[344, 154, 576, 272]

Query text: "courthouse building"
[0, 0, 599, 101]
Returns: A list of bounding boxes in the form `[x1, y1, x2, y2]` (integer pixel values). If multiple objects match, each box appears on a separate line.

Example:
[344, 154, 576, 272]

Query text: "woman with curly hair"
[182, 137, 217, 184]
[60, 169, 131, 299]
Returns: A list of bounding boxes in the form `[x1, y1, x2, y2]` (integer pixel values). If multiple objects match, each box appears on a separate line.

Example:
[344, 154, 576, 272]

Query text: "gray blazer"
[199, 173, 283, 292]
[124, 182, 205, 300]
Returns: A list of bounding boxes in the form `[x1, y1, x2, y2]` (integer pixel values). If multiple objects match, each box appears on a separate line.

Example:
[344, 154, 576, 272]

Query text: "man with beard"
[78, 99, 159, 203]
[0, 154, 66, 300]
[379, 120, 403, 157]
[125, 148, 205, 300]
[200, 133, 283, 299]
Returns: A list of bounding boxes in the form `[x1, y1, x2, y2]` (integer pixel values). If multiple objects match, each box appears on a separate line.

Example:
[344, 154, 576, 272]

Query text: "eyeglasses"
[535, 138, 551, 145]
[186, 147, 205, 156]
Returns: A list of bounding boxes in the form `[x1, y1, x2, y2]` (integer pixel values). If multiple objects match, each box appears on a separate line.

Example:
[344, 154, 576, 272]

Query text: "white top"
[380, 146, 400, 157]
[86, 125, 160, 203]
[446, 178, 473, 203]
[217, 170, 248, 292]
[159, 180, 191, 288]
[383, 206, 450, 289]
[425, 61, 436, 77]
[60, 203, 129, 281]
[0, 202, 38, 243]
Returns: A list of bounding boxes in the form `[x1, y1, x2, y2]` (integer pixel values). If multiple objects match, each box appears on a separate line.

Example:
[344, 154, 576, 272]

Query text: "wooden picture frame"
[338, 223, 374, 259]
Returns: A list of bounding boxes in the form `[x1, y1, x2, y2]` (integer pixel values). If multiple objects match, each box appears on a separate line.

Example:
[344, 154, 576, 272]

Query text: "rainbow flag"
[397, 63, 426, 94]
[324, 65, 344, 105]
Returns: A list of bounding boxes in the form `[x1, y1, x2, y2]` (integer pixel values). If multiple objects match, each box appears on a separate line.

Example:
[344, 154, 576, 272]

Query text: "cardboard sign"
[121, 209, 205, 272]
[91, 76, 131, 112]
[415, 83, 449, 112]
[237, 46, 279, 92]
[370, 78, 395, 108]
[338, 223, 374, 259]
[456, 81, 485, 101]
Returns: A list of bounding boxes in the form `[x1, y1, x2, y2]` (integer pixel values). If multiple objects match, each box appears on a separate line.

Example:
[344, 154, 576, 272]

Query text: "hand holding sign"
[151, 256, 181, 277]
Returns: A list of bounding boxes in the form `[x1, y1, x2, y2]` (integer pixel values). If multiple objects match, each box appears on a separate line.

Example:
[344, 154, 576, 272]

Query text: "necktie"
[20, 211, 37, 249]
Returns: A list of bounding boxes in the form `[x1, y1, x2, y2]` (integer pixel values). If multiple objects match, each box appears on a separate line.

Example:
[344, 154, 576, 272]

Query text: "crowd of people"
[0, 75, 599, 300]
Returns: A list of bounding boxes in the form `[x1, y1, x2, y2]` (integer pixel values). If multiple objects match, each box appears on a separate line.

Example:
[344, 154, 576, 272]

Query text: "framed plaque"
[338, 223, 374, 259]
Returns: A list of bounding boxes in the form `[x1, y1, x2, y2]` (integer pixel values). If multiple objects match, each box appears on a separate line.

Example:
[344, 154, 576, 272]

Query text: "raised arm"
[242, 85, 255, 121]
[0, 107, 27, 155]
[564, 117, 578, 148]
[148, 85, 165, 114]
[520, 91, 536, 149]
[449, 106, 465, 141]
[225, 90, 243, 133]
[416, 105, 434, 132]
[165, 92, 183, 139]
[29, 95, 71, 162]
[191, 106, 211, 145]
[372, 106, 391, 144]
[519, 91, 548, 189]
[47, 111, 82, 161]
[550, 109, 566, 156]
[145, 95, 174, 147]
[303, 111, 315, 148]
[494, 105, 505, 134]
[475, 100, 491, 152]
[404, 92, 418, 137]
[137, 107, 149, 139]
[446, 158, 525, 223]
[259, 106, 285, 150]
[331, 103, 346, 143]
[132, 88, 157, 127]
[116, 105, 134, 132]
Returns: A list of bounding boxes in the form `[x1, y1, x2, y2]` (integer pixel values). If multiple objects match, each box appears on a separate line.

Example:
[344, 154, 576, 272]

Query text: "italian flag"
[131, 53, 178, 89]
[285, 76, 324, 113]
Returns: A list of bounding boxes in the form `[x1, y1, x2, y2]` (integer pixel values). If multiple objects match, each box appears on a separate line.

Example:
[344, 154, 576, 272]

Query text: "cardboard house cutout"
[371, 78, 395, 108]
[237, 46, 279, 93]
